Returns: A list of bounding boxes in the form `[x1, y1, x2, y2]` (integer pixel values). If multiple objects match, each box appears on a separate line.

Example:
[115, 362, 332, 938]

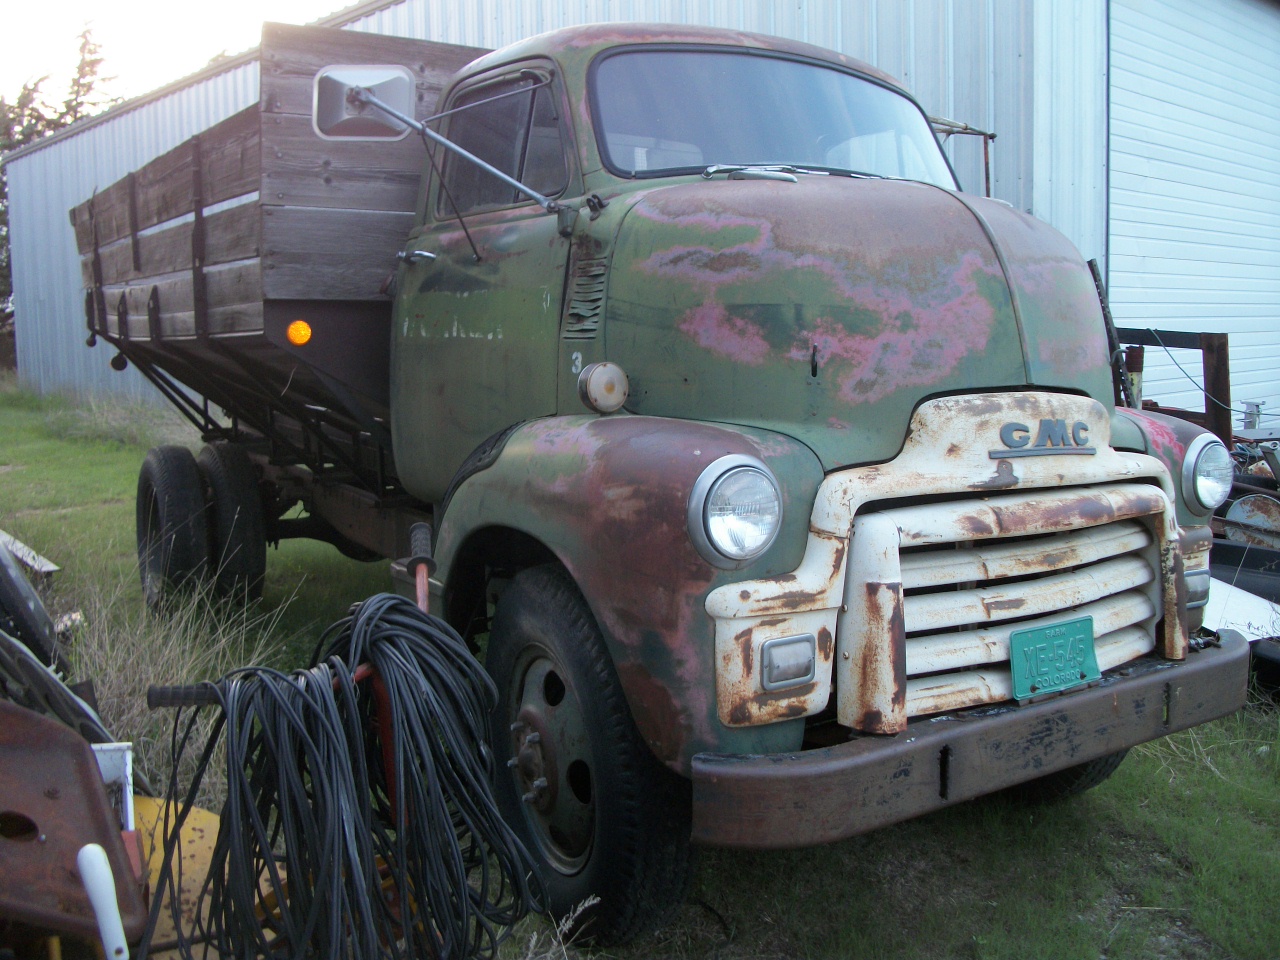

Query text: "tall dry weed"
[63, 579, 280, 808]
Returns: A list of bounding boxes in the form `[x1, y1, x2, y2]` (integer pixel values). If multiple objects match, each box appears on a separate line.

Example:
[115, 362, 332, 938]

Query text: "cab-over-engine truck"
[72, 22, 1249, 944]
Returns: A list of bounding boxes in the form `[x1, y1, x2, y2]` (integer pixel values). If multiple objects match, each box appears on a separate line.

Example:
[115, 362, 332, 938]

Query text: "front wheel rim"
[507, 647, 595, 875]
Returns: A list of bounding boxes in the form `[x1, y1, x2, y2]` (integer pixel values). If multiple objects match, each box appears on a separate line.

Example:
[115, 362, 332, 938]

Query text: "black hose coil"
[141, 593, 544, 959]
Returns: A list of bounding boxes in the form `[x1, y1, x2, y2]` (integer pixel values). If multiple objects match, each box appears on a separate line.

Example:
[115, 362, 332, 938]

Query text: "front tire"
[486, 565, 692, 946]
[1005, 749, 1129, 803]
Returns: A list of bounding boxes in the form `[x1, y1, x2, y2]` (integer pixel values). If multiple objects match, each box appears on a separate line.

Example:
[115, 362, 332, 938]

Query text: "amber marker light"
[286, 320, 313, 346]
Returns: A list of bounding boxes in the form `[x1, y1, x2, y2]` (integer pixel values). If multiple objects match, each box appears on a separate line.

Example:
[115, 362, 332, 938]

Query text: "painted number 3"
[571, 352, 583, 374]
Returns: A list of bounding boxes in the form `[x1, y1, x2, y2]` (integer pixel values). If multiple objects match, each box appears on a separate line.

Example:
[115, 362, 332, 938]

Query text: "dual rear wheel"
[136, 443, 265, 606]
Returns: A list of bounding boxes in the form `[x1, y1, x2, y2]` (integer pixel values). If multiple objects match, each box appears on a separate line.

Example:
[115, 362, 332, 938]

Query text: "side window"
[436, 76, 569, 217]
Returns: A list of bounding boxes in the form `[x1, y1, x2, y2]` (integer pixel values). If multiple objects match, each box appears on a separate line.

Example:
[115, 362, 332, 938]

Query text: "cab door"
[392, 65, 576, 502]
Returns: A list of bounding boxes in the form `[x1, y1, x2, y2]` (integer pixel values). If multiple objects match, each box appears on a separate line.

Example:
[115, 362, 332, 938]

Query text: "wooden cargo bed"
[71, 23, 486, 489]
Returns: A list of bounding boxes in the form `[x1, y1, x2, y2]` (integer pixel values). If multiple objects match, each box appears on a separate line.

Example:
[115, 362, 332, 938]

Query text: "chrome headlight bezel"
[1181, 433, 1234, 514]
[687, 454, 783, 569]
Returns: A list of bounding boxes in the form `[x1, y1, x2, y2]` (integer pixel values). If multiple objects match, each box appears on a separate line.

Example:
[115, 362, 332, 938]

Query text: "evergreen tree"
[1, 29, 114, 313]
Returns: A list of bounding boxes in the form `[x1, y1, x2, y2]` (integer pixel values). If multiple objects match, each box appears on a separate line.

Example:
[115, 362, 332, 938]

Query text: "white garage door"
[1109, 0, 1280, 426]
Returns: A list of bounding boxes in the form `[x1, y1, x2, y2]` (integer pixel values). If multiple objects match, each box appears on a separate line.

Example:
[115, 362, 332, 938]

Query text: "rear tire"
[197, 442, 266, 601]
[486, 565, 692, 946]
[136, 446, 208, 608]
[1005, 749, 1129, 803]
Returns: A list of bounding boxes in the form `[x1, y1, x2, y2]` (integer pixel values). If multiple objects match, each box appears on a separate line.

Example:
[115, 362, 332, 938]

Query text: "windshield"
[591, 49, 957, 188]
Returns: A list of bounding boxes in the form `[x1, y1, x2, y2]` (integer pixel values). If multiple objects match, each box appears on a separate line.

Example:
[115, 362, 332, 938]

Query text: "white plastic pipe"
[76, 843, 128, 959]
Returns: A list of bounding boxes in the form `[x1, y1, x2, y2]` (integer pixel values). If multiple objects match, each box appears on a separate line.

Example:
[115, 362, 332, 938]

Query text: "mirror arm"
[350, 87, 562, 213]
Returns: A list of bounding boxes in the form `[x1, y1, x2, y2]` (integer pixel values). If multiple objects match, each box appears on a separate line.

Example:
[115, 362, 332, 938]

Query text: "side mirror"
[312, 65, 416, 140]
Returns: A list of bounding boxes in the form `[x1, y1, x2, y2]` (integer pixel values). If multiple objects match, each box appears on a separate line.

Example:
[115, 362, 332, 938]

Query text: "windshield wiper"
[822, 168, 889, 180]
[702, 164, 799, 180]
[701, 163, 890, 182]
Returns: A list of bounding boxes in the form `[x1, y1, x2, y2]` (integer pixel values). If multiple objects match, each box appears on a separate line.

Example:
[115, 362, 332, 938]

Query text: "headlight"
[688, 455, 782, 567]
[1182, 434, 1234, 513]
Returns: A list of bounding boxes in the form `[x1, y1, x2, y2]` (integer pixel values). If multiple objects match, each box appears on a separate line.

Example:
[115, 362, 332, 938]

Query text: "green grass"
[3, 372, 1279, 959]
[602, 713, 1280, 960]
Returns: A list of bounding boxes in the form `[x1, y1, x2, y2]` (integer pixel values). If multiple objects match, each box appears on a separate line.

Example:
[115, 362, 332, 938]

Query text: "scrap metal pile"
[0, 531, 543, 959]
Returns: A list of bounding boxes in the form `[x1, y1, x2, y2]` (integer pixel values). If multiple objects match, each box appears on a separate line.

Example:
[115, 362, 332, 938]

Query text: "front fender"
[1114, 407, 1220, 528]
[435, 414, 824, 773]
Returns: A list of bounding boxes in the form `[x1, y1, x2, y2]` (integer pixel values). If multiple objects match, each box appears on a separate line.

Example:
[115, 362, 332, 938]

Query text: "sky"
[2, 0, 348, 104]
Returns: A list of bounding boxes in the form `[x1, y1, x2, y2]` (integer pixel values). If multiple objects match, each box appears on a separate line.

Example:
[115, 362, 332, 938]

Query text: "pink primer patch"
[676, 301, 771, 366]
[633, 204, 1004, 400]
[1126, 410, 1187, 461]
[785, 252, 1000, 405]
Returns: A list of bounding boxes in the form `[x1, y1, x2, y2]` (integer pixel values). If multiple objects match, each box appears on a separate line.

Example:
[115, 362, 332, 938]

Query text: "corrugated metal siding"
[1110, 0, 1280, 418]
[1032, 0, 1107, 265]
[5, 63, 258, 398]
[9, 0, 1087, 400]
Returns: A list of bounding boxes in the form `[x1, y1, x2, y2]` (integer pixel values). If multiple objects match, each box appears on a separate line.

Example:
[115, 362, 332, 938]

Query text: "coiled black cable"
[140, 593, 544, 959]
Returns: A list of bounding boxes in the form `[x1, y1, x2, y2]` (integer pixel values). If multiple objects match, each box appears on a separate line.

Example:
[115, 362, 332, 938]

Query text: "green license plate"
[1010, 616, 1099, 700]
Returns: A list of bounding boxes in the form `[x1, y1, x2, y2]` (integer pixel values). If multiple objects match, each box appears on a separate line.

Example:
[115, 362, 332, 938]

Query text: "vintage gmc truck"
[72, 21, 1248, 943]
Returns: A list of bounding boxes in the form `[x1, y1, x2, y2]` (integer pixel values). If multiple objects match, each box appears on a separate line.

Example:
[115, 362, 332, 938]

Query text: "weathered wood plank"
[130, 108, 260, 234]
[73, 145, 196, 251]
[71, 177, 132, 254]
[85, 202, 261, 286]
[71, 108, 260, 251]
[100, 260, 263, 339]
[261, 205, 412, 300]
[200, 108, 262, 209]
[260, 112, 424, 212]
[106, 299, 264, 340]
[259, 22, 487, 120]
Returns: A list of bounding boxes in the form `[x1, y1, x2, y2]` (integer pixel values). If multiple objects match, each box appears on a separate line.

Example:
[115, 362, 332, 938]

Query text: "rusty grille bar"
[836, 483, 1170, 734]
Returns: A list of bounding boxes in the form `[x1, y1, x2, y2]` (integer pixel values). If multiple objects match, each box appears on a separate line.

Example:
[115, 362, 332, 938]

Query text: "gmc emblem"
[989, 419, 1097, 458]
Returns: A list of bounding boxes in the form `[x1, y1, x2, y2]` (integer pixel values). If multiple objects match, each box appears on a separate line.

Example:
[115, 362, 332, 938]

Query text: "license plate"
[1009, 616, 1099, 700]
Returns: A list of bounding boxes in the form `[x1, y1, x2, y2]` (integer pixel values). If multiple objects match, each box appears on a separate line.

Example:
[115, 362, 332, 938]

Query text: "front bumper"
[691, 630, 1249, 849]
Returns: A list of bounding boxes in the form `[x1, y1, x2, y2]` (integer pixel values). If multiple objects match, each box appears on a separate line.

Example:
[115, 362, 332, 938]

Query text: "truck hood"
[605, 176, 1112, 470]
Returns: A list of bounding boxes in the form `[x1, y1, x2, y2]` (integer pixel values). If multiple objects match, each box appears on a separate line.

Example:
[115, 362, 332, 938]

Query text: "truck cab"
[383, 24, 1245, 941]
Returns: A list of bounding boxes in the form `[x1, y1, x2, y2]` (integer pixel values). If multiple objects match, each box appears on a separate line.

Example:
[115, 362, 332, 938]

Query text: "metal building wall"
[5, 63, 259, 398]
[1032, 0, 1108, 266]
[1109, 0, 1280, 419]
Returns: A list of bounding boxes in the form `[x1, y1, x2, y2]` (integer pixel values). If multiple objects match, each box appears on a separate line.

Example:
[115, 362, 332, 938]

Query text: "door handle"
[397, 249, 437, 264]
